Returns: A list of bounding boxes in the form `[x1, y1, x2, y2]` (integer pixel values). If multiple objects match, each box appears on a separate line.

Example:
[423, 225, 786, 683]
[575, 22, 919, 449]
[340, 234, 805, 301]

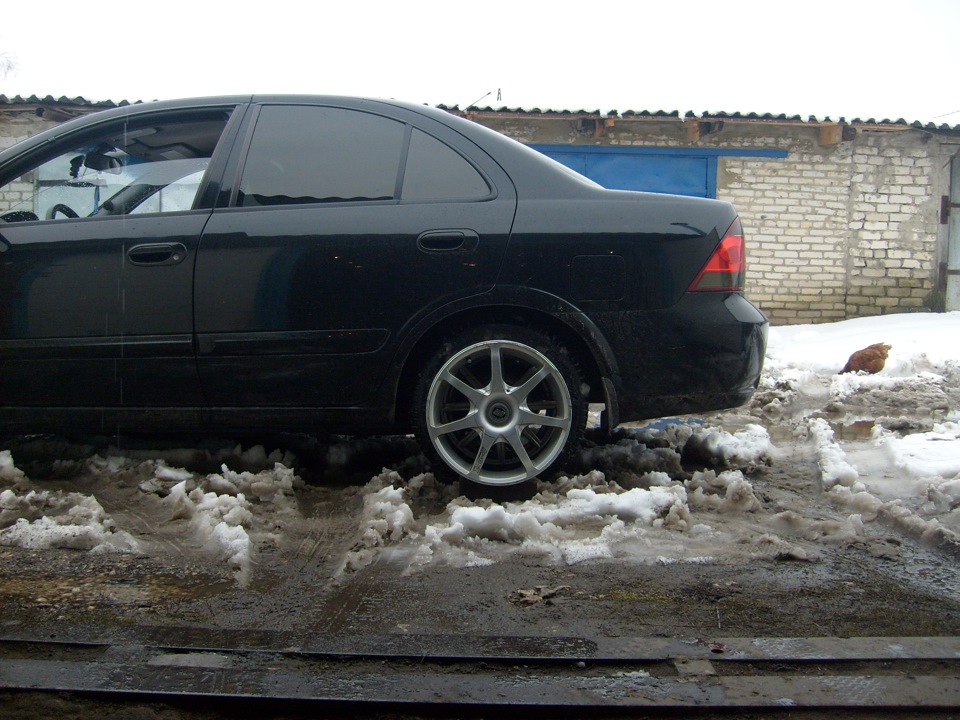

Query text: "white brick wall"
[722, 130, 945, 324]
[473, 114, 953, 325]
[0, 112, 60, 214]
[0, 112, 57, 151]
[721, 141, 854, 323]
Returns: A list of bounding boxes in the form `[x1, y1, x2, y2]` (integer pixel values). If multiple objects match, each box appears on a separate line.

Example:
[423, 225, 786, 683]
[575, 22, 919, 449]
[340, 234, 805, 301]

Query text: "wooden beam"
[819, 123, 843, 146]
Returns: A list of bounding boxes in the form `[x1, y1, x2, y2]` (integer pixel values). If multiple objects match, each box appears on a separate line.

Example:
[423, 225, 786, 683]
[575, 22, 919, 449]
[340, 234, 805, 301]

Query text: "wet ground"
[2, 378, 960, 716]
[2, 425, 959, 643]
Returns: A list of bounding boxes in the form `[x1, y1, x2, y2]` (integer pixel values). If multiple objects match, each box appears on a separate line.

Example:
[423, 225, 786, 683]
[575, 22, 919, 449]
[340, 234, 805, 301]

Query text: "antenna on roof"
[466, 91, 491, 109]
[932, 108, 960, 120]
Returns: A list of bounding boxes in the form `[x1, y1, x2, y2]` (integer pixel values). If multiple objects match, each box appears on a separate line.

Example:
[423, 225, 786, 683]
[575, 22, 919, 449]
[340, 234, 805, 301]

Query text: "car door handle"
[127, 243, 187, 266]
[417, 229, 479, 253]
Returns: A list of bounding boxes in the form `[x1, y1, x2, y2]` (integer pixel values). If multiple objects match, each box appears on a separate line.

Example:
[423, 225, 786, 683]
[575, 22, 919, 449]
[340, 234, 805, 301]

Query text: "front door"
[0, 108, 235, 425]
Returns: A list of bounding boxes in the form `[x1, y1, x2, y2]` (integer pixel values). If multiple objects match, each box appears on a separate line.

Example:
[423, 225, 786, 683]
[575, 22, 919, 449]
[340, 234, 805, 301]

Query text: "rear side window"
[238, 106, 405, 206]
[402, 129, 489, 201]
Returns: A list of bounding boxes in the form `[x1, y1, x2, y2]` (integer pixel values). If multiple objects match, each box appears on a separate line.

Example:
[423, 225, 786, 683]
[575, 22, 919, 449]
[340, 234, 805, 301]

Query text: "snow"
[807, 418, 864, 491]
[880, 422, 960, 479]
[0, 487, 139, 553]
[1, 311, 959, 580]
[765, 312, 960, 378]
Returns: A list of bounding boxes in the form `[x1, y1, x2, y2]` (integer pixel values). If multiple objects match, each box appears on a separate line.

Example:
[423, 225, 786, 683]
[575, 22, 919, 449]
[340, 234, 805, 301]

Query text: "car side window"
[401, 129, 490, 201]
[238, 106, 406, 206]
[0, 112, 231, 223]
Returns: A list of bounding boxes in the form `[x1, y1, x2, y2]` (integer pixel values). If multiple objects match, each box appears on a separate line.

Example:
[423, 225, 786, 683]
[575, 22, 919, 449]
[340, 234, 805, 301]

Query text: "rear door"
[194, 100, 517, 408]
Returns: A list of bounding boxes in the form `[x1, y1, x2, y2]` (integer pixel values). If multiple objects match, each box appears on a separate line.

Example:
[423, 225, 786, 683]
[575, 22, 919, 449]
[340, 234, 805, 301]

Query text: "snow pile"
[677, 423, 773, 468]
[423, 478, 691, 565]
[336, 421, 781, 573]
[879, 422, 960, 480]
[107, 443, 297, 475]
[685, 470, 763, 513]
[0, 452, 139, 553]
[580, 435, 684, 480]
[866, 422, 960, 537]
[342, 472, 772, 574]
[155, 461, 303, 583]
[761, 313, 960, 547]
[768, 510, 866, 545]
[0, 439, 306, 582]
[760, 313, 960, 424]
[165, 481, 254, 580]
[0, 450, 28, 488]
[581, 422, 772, 484]
[765, 312, 960, 379]
[798, 415, 960, 547]
[448, 477, 688, 535]
[807, 418, 863, 491]
[340, 469, 420, 573]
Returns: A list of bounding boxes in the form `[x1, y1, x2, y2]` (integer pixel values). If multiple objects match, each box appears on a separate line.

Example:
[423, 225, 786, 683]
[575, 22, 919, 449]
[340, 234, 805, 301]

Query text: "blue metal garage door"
[529, 146, 787, 199]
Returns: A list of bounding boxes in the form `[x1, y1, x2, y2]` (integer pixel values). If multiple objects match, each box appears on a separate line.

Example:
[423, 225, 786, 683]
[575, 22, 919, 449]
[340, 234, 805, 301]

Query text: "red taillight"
[689, 218, 745, 292]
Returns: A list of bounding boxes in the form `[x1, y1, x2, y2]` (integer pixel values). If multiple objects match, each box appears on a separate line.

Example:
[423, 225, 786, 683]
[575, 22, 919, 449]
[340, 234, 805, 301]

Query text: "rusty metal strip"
[2, 630, 959, 663]
[1, 656, 959, 708]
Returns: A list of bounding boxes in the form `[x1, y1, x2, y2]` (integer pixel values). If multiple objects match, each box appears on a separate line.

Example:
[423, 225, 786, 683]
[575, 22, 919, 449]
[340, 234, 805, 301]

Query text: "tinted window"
[402, 129, 490, 201]
[0, 113, 230, 223]
[238, 106, 405, 206]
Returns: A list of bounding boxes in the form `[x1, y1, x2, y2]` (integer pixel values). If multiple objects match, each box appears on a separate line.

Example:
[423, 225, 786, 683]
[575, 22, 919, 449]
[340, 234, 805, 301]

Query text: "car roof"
[0, 94, 604, 198]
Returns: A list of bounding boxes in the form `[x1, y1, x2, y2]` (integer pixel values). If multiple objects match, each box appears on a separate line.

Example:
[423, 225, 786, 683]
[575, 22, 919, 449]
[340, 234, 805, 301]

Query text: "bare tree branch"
[0, 51, 18, 79]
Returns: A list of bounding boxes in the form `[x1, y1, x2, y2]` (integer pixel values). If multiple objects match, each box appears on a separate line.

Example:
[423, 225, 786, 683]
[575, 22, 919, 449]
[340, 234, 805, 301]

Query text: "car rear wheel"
[413, 326, 585, 487]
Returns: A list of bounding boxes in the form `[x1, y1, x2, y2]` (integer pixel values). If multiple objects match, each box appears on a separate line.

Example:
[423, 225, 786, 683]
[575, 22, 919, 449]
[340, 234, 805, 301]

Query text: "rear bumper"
[594, 293, 768, 422]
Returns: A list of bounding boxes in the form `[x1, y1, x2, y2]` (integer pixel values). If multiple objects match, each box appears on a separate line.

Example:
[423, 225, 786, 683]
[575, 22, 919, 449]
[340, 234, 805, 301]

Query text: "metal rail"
[2, 631, 959, 710]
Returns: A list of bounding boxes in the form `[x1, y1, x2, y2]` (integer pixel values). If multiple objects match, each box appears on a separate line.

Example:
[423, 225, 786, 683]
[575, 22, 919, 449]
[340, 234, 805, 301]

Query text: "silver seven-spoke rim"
[425, 340, 572, 486]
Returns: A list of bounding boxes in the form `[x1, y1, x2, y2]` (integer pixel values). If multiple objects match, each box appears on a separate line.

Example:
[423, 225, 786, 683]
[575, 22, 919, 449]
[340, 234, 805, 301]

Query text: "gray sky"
[3, 0, 958, 124]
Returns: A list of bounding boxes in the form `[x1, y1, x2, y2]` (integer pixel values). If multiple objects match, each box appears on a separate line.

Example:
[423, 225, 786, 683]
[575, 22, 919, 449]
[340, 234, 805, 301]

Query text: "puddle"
[828, 420, 876, 441]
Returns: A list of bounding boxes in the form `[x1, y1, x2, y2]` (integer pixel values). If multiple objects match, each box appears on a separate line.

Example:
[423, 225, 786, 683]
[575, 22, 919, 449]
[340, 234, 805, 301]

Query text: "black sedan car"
[0, 95, 767, 487]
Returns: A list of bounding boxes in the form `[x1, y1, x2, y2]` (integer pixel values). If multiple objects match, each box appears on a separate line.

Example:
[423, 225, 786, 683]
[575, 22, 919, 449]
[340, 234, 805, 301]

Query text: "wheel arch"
[392, 292, 622, 431]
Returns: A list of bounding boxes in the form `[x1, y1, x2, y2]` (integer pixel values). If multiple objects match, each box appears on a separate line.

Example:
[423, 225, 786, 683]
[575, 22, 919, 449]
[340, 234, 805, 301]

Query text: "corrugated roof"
[1, 96, 956, 132]
[440, 104, 960, 132]
[0, 94, 134, 108]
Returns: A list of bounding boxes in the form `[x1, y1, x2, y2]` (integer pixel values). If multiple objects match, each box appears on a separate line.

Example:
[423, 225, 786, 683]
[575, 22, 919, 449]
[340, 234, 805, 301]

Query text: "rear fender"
[387, 285, 623, 427]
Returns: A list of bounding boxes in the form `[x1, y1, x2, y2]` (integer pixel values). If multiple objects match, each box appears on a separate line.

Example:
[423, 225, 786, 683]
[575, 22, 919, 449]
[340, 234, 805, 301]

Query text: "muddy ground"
[2, 379, 960, 717]
[1, 445, 958, 642]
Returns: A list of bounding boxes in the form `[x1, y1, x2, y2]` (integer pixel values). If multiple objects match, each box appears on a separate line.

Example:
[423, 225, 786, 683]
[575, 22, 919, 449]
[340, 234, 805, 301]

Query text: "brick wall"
[719, 127, 945, 324]
[471, 114, 956, 325]
[0, 111, 57, 151]
[0, 112, 60, 215]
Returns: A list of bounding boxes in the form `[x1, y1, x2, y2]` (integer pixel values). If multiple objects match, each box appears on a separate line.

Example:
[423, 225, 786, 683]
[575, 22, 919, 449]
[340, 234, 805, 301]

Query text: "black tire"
[411, 325, 586, 487]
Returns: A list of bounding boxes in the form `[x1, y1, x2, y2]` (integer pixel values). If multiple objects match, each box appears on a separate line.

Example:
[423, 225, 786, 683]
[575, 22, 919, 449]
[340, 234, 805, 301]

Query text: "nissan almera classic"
[0, 95, 767, 487]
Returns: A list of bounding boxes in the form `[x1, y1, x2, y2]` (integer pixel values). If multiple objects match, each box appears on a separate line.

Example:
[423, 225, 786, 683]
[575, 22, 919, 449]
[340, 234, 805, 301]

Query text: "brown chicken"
[840, 343, 891, 374]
